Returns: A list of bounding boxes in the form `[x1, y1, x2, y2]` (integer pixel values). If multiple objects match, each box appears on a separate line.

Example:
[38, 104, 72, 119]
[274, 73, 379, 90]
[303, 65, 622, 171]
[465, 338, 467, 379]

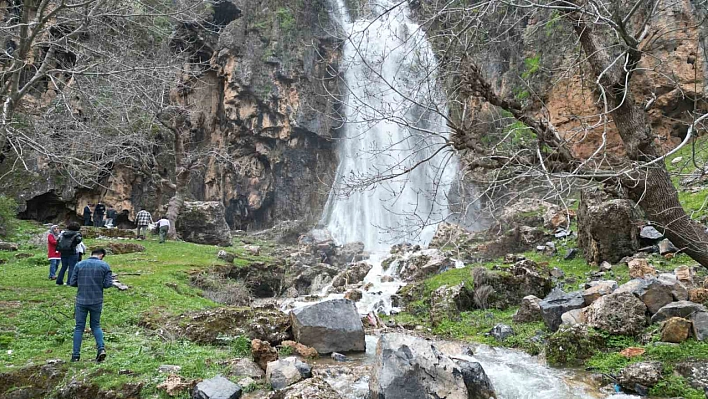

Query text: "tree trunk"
[166, 167, 190, 238]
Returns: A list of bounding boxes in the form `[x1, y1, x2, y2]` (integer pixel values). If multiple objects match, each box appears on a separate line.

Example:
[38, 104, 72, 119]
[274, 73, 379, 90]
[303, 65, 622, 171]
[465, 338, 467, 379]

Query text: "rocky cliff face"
[4, 0, 342, 230]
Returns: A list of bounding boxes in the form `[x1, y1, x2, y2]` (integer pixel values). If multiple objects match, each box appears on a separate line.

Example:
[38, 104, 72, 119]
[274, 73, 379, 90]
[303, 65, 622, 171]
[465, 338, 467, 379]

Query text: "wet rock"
[331, 352, 347, 362]
[283, 287, 299, 298]
[290, 299, 365, 354]
[658, 239, 678, 255]
[617, 362, 663, 393]
[218, 250, 235, 263]
[280, 340, 318, 359]
[344, 289, 363, 302]
[561, 308, 587, 326]
[430, 283, 474, 326]
[192, 375, 241, 399]
[660, 317, 692, 343]
[513, 295, 543, 323]
[577, 189, 642, 264]
[369, 333, 495, 399]
[266, 377, 342, 399]
[540, 289, 585, 332]
[252, 339, 278, 371]
[490, 324, 514, 341]
[582, 280, 618, 305]
[330, 242, 368, 267]
[546, 325, 604, 366]
[692, 311, 708, 341]
[228, 358, 264, 379]
[176, 201, 232, 246]
[266, 357, 312, 390]
[651, 301, 708, 324]
[584, 292, 647, 336]
[0, 242, 19, 251]
[381, 275, 395, 283]
[640, 226, 663, 241]
[675, 361, 708, 391]
[628, 258, 656, 279]
[689, 288, 708, 304]
[331, 262, 372, 287]
[142, 306, 291, 346]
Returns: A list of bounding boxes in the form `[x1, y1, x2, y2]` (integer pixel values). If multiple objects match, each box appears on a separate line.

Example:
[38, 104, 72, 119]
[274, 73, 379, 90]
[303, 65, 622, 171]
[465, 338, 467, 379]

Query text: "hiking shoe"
[96, 349, 106, 362]
[71, 356, 80, 362]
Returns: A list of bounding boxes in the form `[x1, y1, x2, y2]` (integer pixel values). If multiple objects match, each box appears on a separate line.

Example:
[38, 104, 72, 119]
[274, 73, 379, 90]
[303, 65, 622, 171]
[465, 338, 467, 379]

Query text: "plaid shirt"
[136, 210, 153, 226]
[69, 257, 113, 305]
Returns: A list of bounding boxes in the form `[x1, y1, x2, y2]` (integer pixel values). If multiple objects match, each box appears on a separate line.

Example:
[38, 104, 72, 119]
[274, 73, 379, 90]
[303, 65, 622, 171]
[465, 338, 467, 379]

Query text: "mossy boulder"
[546, 325, 605, 366]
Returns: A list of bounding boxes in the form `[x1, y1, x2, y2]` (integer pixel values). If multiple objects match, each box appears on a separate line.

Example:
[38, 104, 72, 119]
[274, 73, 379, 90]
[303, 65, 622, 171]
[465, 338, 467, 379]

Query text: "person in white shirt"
[76, 241, 87, 261]
[157, 216, 170, 244]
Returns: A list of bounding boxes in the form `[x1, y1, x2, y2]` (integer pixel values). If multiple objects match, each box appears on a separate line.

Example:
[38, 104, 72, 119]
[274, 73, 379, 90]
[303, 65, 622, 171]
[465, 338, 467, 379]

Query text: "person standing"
[69, 248, 114, 362]
[105, 206, 117, 228]
[135, 207, 153, 240]
[56, 222, 83, 286]
[76, 241, 87, 261]
[94, 202, 106, 227]
[47, 225, 61, 280]
[156, 216, 170, 243]
[83, 204, 92, 227]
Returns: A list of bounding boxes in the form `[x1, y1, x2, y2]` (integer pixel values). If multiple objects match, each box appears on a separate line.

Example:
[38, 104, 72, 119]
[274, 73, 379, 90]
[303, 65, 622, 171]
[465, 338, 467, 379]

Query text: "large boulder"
[540, 289, 586, 332]
[584, 292, 647, 336]
[546, 325, 604, 366]
[499, 198, 559, 229]
[177, 201, 232, 246]
[369, 333, 496, 399]
[615, 276, 685, 314]
[266, 357, 312, 390]
[429, 283, 473, 326]
[617, 362, 663, 393]
[513, 295, 543, 323]
[398, 249, 457, 282]
[675, 361, 708, 392]
[577, 189, 642, 264]
[475, 260, 553, 310]
[192, 375, 241, 399]
[266, 378, 342, 399]
[651, 301, 708, 324]
[290, 299, 365, 354]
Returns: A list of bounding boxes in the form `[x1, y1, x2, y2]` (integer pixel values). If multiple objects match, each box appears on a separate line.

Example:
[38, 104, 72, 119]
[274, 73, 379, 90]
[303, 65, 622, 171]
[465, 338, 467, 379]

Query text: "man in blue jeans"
[69, 248, 114, 362]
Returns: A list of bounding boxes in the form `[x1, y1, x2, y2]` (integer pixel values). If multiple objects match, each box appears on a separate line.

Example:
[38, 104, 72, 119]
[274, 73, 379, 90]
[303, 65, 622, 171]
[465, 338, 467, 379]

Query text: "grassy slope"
[0, 222, 259, 398]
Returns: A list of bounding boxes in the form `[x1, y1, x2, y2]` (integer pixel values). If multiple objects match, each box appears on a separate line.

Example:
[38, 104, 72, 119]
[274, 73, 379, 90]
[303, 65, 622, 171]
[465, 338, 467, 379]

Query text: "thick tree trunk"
[166, 167, 190, 238]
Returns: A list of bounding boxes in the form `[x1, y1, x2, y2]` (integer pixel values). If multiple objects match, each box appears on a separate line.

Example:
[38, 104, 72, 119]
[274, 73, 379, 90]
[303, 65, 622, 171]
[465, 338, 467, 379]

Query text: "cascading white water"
[321, 0, 458, 251]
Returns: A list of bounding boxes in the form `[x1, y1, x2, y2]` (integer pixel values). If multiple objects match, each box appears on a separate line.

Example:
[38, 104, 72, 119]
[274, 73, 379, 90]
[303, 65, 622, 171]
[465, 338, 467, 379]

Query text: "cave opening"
[210, 1, 241, 30]
[19, 191, 77, 224]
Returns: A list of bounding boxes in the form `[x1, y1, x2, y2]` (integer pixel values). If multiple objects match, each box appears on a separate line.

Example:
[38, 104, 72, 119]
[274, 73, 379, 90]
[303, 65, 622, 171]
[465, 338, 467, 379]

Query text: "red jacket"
[48, 234, 60, 259]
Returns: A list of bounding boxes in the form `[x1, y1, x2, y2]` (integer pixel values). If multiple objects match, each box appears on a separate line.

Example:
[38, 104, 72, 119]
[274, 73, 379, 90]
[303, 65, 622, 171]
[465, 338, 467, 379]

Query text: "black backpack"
[57, 232, 81, 253]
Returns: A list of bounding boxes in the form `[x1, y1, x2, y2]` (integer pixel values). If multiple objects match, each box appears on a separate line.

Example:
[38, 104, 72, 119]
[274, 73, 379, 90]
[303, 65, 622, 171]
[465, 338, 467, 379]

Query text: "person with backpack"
[83, 204, 92, 227]
[56, 222, 83, 286]
[47, 225, 61, 280]
[69, 248, 114, 362]
[94, 202, 106, 228]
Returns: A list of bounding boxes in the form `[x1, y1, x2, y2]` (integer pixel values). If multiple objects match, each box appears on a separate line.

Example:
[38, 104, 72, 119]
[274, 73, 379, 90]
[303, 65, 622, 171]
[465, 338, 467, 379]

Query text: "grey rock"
[540, 289, 586, 332]
[177, 201, 232, 247]
[331, 261, 372, 287]
[430, 283, 473, 326]
[192, 375, 241, 399]
[658, 239, 678, 255]
[692, 311, 708, 341]
[563, 248, 578, 260]
[584, 292, 647, 336]
[651, 301, 708, 324]
[229, 358, 265, 379]
[290, 299, 365, 354]
[265, 377, 342, 399]
[675, 361, 708, 391]
[582, 280, 618, 305]
[617, 362, 663, 392]
[616, 277, 685, 314]
[266, 357, 312, 390]
[513, 295, 543, 323]
[0, 242, 19, 251]
[490, 324, 514, 341]
[599, 261, 612, 272]
[331, 352, 347, 362]
[554, 229, 573, 239]
[561, 308, 587, 326]
[640, 226, 663, 241]
[369, 333, 495, 399]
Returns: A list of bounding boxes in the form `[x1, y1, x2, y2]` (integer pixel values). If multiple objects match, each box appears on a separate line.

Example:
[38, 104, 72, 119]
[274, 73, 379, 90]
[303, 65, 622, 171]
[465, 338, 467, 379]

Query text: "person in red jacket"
[48, 225, 61, 280]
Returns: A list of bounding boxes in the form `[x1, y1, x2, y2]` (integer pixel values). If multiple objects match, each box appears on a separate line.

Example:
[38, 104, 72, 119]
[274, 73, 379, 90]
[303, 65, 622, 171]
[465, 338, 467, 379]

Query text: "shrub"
[0, 195, 18, 238]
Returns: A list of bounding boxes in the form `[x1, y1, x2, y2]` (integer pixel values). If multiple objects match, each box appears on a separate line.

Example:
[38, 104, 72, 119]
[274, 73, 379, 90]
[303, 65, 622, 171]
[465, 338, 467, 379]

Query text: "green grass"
[0, 225, 257, 397]
[666, 135, 708, 220]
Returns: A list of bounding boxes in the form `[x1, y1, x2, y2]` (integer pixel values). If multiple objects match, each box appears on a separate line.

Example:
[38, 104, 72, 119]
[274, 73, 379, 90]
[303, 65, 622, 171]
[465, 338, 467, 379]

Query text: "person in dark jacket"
[94, 202, 106, 227]
[83, 204, 92, 226]
[69, 248, 114, 362]
[56, 222, 83, 286]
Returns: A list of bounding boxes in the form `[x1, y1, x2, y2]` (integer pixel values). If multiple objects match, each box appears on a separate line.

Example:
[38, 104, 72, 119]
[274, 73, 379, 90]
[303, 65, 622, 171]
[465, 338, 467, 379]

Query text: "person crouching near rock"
[156, 216, 170, 244]
[69, 248, 113, 362]
[47, 225, 61, 280]
[56, 222, 83, 286]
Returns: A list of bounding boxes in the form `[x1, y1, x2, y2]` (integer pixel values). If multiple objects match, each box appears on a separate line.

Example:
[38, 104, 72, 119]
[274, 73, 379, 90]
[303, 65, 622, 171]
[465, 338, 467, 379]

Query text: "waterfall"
[321, 0, 458, 251]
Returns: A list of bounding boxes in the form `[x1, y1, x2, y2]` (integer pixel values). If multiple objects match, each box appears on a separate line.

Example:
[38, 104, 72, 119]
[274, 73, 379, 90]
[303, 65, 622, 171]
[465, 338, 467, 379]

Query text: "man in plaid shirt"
[135, 207, 153, 239]
[69, 248, 114, 362]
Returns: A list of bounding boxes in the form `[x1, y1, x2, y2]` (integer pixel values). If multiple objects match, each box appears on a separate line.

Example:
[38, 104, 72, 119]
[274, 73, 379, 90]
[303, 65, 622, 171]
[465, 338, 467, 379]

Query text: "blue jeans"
[73, 303, 104, 357]
[57, 254, 79, 285]
[49, 259, 60, 278]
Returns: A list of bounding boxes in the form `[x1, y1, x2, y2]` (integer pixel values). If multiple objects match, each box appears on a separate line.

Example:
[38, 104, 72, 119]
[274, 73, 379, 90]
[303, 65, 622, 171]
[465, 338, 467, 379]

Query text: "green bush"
[0, 195, 18, 238]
